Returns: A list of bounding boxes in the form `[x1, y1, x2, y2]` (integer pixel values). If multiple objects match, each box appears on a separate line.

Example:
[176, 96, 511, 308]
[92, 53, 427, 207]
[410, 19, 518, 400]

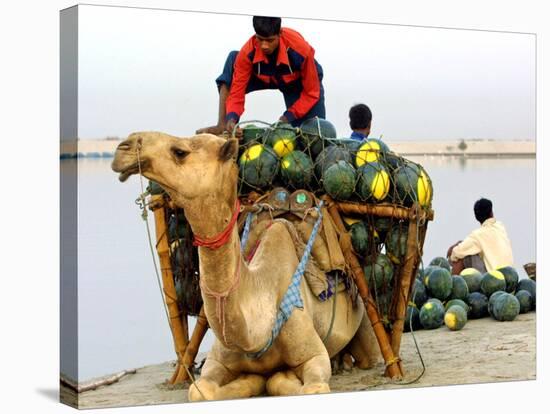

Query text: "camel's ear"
[218, 138, 239, 162]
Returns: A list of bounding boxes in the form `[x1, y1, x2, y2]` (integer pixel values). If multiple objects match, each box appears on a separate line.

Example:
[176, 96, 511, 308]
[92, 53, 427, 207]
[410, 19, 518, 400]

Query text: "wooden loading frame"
[149, 192, 434, 384]
[321, 196, 434, 378]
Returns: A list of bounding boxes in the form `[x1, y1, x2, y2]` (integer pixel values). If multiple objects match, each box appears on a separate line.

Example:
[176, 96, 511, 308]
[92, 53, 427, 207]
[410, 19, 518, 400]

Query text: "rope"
[183, 363, 206, 400]
[240, 212, 254, 251]
[135, 141, 172, 332]
[322, 272, 338, 344]
[193, 199, 240, 249]
[199, 247, 242, 347]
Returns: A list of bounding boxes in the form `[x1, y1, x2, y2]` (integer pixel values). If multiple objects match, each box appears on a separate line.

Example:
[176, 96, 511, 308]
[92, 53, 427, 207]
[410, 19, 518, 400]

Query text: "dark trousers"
[215, 51, 326, 127]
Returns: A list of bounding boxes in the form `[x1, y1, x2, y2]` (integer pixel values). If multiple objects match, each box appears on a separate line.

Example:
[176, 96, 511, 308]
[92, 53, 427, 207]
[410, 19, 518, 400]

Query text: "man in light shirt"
[447, 198, 514, 275]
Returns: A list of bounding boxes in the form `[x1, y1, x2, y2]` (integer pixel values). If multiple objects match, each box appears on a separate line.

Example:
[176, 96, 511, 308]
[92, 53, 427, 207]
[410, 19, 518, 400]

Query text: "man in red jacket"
[197, 16, 326, 136]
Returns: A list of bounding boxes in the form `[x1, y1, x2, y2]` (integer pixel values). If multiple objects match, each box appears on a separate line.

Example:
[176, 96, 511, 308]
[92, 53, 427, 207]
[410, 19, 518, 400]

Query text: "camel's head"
[111, 131, 239, 209]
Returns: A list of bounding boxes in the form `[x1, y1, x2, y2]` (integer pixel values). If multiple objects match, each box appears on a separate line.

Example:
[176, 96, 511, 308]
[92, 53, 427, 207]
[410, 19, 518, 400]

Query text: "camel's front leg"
[188, 356, 266, 401]
[295, 353, 331, 394]
[276, 310, 332, 395]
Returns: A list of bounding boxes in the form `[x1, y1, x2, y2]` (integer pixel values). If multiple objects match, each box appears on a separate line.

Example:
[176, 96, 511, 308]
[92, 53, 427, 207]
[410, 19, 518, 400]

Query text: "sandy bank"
[61, 311, 536, 409]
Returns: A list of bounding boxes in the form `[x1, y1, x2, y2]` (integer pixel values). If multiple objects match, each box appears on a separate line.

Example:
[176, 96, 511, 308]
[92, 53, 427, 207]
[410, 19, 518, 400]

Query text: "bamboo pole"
[335, 201, 434, 222]
[149, 195, 190, 384]
[389, 204, 422, 375]
[175, 306, 209, 382]
[321, 195, 403, 379]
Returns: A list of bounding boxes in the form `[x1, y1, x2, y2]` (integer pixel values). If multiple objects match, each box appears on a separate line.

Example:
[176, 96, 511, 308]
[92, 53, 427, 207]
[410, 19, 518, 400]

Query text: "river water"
[63, 155, 536, 381]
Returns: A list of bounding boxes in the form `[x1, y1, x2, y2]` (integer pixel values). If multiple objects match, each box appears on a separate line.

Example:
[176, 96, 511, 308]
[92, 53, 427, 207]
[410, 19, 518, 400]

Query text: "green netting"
[235, 117, 433, 330]
[235, 117, 434, 212]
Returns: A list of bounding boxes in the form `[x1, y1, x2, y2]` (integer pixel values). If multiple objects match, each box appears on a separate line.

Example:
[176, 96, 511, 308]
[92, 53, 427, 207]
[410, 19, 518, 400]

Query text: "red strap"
[193, 199, 241, 249]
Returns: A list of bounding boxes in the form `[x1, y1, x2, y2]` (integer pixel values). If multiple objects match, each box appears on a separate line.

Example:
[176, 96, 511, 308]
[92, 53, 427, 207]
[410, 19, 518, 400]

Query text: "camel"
[111, 131, 381, 401]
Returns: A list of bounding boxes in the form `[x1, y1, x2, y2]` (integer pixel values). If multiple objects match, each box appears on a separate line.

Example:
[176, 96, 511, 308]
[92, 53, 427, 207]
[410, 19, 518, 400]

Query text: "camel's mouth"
[115, 160, 150, 182]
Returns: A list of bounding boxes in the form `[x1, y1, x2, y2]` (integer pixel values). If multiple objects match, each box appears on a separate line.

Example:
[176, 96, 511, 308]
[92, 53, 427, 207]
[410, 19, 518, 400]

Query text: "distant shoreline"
[60, 138, 536, 159]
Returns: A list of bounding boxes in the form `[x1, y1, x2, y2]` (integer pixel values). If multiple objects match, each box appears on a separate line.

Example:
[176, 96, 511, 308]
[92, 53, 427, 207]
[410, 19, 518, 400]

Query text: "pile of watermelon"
[406, 256, 536, 333]
[237, 118, 433, 208]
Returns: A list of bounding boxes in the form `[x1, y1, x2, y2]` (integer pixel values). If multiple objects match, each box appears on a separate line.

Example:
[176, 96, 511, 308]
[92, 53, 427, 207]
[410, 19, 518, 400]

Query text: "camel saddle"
[239, 188, 348, 300]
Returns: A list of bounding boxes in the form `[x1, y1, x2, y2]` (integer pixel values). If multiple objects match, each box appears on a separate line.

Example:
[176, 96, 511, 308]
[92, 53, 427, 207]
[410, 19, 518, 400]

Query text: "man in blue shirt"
[349, 103, 372, 141]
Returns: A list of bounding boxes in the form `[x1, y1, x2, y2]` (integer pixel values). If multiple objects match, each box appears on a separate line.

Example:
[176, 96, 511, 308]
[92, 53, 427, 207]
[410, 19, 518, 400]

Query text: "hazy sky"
[75, 5, 535, 140]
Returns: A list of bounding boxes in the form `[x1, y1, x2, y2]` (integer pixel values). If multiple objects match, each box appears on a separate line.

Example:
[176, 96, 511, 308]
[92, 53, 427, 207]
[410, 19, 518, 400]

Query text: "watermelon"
[385, 224, 408, 264]
[355, 138, 390, 167]
[425, 267, 453, 301]
[315, 145, 352, 178]
[299, 117, 337, 158]
[488, 291, 507, 317]
[497, 266, 519, 293]
[480, 270, 507, 297]
[404, 305, 422, 332]
[363, 253, 394, 291]
[168, 212, 187, 242]
[515, 290, 533, 314]
[460, 268, 483, 293]
[517, 279, 536, 307]
[172, 240, 192, 272]
[467, 292, 489, 319]
[419, 299, 445, 329]
[444, 305, 468, 331]
[341, 138, 363, 156]
[239, 144, 279, 189]
[263, 124, 297, 158]
[492, 293, 520, 321]
[322, 161, 356, 200]
[394, 162, 433, 207]
[429, 256, 451, 272]
[449, 275, 470, 302]
[350, 221, 378, 256]
[280, 151, 314, 189]
[357, 162, 390, 202]
[376, 291, 393, 317]
[421, 265, 439, 286]
[242, 124, 266, 145]
[445, 298, 469, 314]
[380, 151, 404, 172]
[374, 217, 392, 241]
[412, 278, 429, 309]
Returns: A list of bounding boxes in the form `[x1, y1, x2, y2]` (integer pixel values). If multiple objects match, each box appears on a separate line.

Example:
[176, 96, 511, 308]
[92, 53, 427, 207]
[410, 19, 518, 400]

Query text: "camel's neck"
[183, 196, 276, 351]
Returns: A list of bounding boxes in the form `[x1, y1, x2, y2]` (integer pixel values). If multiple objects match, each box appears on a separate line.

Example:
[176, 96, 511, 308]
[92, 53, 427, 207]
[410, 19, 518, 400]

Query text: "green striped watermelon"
[444, 305, 468, 331]
[515, 290, 533, 314]
[467, 292, 489, 319]
[497, 266, 519, 293]
[492, 293, 520, 321]
[480, 270, 507, 297]
[419, 299, 445, 329]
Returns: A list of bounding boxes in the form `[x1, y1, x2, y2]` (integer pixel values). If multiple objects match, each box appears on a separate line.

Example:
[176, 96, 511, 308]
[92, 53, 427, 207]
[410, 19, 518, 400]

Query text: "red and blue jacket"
[226, 28, 322, 123]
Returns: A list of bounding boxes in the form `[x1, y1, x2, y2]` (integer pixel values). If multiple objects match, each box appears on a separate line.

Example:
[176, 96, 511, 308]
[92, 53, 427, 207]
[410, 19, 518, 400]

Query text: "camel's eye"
[171, 147, 189, 160]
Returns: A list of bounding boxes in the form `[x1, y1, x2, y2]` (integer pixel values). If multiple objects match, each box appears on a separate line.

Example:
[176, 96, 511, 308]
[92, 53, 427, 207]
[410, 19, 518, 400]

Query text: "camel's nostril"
[117, 141, 132, 151]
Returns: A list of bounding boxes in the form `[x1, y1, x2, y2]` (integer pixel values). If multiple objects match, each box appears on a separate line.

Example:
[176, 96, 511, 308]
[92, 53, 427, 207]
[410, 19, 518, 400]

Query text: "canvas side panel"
[60, 5, 79, 409]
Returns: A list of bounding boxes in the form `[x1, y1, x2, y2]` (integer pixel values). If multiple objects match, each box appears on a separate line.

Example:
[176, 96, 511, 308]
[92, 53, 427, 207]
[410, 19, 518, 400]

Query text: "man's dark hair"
[474, 198, 493, 223]
[253, 16, 282, 37]
[349, 103, 372, 130]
